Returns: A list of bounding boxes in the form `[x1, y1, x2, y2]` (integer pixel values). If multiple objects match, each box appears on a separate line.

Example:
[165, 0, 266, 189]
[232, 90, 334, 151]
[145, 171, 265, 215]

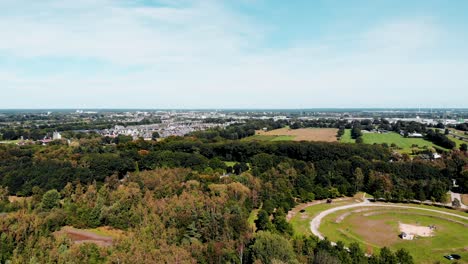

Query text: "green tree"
[395, 248, 414, 264]
[151, 132, 160, 141]
[353, 168, 365, 192]
[460, 143, 467, 152]
[272, 208, 293, 236]
[41, 189, 61, 210]
[0, 186, 8, 202]
[250, 231, 298, 264]
[379, 247, 397, 264]
[255, 209, 274, 232]
[348, 242, 366, 263]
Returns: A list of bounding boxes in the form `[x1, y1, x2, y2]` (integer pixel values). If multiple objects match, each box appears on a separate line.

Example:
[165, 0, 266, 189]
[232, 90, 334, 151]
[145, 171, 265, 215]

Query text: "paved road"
[310, 200, 468, 240]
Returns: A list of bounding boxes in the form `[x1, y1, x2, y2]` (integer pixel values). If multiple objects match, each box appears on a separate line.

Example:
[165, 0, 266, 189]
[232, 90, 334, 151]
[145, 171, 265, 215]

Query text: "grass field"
[340, 130, 442, 153]
[0, 140, 20, 144]
[362, 132, 440, 153]
[319, 207, 468, 263]
[289, 199, 356, 236]
[246, 127, 339, 142]
[339, 129, 355, 143]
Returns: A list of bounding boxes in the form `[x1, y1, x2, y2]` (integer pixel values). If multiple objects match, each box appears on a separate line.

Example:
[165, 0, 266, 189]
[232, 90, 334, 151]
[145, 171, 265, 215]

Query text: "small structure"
[399, 232, 414, 240]
[408, 133, 423, 138]
[53, 131, 62, 140]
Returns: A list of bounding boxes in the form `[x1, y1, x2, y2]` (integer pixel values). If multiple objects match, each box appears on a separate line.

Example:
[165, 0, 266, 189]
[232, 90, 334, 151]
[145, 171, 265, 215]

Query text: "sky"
[1, 0, 467, 109]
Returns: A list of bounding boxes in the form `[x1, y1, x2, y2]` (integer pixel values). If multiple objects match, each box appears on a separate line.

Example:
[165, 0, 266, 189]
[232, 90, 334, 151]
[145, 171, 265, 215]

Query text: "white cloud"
[0, 1, 467, 108]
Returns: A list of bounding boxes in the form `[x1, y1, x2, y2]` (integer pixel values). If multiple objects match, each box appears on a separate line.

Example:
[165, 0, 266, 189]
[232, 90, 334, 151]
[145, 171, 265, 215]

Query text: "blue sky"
[1, 0, 467, 108]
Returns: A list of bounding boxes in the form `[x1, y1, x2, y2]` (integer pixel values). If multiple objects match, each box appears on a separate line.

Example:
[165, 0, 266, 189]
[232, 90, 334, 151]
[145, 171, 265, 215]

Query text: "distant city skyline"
[1, 0, 468, 108]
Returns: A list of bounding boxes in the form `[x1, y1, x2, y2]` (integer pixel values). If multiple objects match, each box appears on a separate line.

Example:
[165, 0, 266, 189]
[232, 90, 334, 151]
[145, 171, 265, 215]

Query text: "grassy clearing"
[339, 129, 355, 143]
[361, 132, 439, 153]
[223, 161, 237, 167]
[340, 130, 449, 153]
[289, 199, 355, 236]
[248, 209, 259, 231]
[319, 207, 468, 263]
[448, 134, 467, 148]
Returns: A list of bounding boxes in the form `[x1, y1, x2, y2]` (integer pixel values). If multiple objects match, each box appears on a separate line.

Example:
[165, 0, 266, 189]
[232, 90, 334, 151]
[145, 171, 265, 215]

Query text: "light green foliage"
[250, 231, 298, 264]
[41, 189, 61, 210]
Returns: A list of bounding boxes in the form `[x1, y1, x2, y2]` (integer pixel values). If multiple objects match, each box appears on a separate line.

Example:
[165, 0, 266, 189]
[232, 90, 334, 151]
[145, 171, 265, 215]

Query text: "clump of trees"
[425, 130, 456, 149]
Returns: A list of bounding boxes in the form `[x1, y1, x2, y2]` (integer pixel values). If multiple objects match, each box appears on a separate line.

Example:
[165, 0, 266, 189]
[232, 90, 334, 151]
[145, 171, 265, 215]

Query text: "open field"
[339, 129, 355, 143]
[242, 134, 296, 142]
[249, 127, 339, 142]
[340, 130, 443, 153]
[319, 206, 468, 263]
[361, 132, 440, 153]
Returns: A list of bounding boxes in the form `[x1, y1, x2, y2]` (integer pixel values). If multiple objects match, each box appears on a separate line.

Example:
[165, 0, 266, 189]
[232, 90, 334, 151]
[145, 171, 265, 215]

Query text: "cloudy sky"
[1, 0, 467, 109]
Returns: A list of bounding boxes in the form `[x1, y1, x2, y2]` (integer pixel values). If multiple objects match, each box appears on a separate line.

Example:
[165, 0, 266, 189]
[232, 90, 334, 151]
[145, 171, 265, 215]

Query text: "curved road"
[310, 200, 468, 240]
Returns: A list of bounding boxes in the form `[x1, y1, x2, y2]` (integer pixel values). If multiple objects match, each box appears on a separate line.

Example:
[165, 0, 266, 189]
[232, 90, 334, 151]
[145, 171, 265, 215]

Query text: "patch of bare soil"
[54, 226, 114, 247]
[348, 216, 399, 247]
[336, 208, 372, 223]
[399, 223, 433, 237]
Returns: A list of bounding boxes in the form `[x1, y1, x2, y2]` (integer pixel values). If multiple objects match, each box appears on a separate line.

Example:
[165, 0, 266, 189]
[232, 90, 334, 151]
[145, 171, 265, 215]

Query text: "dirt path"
[55, 226, 114, 246]
[310, 200, 468, 240]
[450, 191, 468, 209]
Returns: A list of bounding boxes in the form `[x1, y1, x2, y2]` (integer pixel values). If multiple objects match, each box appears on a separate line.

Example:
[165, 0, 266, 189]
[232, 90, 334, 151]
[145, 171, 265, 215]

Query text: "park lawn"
[339, 129, 355, 143]
[319, 208, 468, 263]
[361, 132, 440, 153]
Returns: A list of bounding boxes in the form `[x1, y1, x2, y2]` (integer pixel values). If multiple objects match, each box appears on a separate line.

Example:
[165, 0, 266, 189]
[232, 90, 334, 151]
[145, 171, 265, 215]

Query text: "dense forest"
[0, 127, 467, 263]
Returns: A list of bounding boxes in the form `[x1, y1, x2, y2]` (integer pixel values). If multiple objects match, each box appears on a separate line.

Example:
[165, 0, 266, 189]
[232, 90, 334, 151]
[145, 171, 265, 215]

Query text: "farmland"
[245, 127, 338, 142]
